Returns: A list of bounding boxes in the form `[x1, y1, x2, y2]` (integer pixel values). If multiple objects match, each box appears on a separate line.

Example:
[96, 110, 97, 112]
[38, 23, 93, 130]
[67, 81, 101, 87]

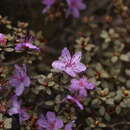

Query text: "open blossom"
[66, 0, 86, 18]
[69, 77, 95, 97]
[65, 120, 75, 130]
[37, 111, 63, 130]
[66, 95, 84, 110]
[41, 0, 56, 13]
[52, 48, 86, 77]
[8, 96, 29, 123]
[9, 64, 31, 96]
[15, 37, 39, 51]
[0, 33, 7, 46]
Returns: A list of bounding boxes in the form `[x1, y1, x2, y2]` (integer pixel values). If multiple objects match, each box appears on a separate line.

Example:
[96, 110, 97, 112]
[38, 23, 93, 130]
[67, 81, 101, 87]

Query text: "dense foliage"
[0, 0, 130, 130]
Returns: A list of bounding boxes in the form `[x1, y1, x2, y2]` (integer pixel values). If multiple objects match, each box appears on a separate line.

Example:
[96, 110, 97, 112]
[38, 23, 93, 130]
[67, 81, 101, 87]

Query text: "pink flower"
[66, 0, 86, 18]
[66, 95, 84, 110]
[15, 37, 40, 51]
[0, 33, 7, 46]
[52, 48, 86, 77]
[8, 96, 30, 123]
[41, 0, 56, 13]
[69, 77, 95, 97]
[37, 111, 63, 130]
[9, 64, 31, 96]
[65, 120, 75, 130]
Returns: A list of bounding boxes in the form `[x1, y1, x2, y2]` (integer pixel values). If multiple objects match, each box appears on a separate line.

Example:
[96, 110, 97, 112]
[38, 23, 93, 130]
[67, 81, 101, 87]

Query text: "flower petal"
[19, 109, 30, 122]
[23, 76, 31, 87]
[78, 2, 86, 10]
[60, 48, 71, 62]
[52, 61, 65, 71]
[15, 83, 25, 96]
[65, 68, 77, 77]
[37, 115, 48, 128]
[72, 8, 80, 18]
[67, 95, 84, 110]
[72, 52, 82, 63]
[65, 121, 75, 130]
[73, 63, 86, 73]
[46, 112, 56, 123]
[55, 119, 63, 128]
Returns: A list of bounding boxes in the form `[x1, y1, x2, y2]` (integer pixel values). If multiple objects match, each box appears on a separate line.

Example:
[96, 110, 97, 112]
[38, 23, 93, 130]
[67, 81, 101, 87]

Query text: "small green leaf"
[99, 106, 105, 116]
[116, 106, 121, 114]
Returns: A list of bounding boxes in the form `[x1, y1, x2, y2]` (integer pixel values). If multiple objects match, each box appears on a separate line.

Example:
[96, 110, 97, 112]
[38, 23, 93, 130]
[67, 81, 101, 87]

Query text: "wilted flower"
[66, 95, 84, 110]
[9, 64, 31, 96]
[52, 48, 86, 77]
[8, 96, 29, 123]
[66, 0, 86, 18]
[37, 111, 63, 130]
[65, 120, 75, 130]
[41, 0, 56, 13]
[0, 33, 7, 46]
[69, 77, 95, 97]
[15, 37, 40, 51]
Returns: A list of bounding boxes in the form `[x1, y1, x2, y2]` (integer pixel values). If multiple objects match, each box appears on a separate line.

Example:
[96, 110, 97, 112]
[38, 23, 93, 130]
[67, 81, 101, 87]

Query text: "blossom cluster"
[0, 34, 95, 130]
[0, 33, 40, 51]
[4, 46, 95, 130]
[3, 46, 95, 129]
[41, 0, 86, 18]
[52, 48, 95, 110]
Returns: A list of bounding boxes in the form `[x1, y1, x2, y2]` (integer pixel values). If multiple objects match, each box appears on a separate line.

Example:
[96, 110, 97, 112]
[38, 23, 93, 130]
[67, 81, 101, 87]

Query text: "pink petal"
[60, 48, 71, 62]
[69, 79, 79, 91]
[65, 68, 77, 77]
[65, 121, 75, 130]
[37, 115, 48, 128]
[23, 76, 31, 87]
[52, 61, 65, 71]
[66, 95, 84, 110]
[73, 63, 86, 73]
[72, 52, 82, 63]
[72, 8, 80, 18]
[25, 43, 39, 50]
[79, 88, 87, 97]
[15, 83, 25, 96]
[75, 99, 84, 110]
[46, 112, 56, 123]
[55, 119, 64, 128]
[78, 2, 86, 10]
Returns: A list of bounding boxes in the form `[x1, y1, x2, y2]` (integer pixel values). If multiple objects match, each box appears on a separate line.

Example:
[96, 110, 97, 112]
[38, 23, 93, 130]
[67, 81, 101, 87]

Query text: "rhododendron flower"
[0, 33, 7, 46]
[37, 111, 63, 130]
[69, 77, 95, 97]
[66, 95, 84, 110]
[15, 37, 39, 51]
[52, 48, 86, 77]
[66, 0, 86, 18]
[65, 120, 75, 130]
[9, 64, 31, 96]
[41, 0, 56, 13]
[8, 96, 29, 123]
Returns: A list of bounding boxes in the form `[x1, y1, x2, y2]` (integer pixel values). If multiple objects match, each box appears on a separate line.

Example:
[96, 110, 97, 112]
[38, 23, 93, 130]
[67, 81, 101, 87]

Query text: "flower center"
[65, 61, 75, 68]
[79, 81, 84, 87]
[49, 122, 55, 128]
[70, 1, 78, 8]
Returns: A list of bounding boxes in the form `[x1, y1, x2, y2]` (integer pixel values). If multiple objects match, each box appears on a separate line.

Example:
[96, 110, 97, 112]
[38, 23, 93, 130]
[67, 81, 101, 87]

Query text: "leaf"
[116, 106, 121, 114]
[106, 99, 114, 106]
[99, 123, 106, 128]
[99, 106, 105, 116]
[4, 118, 12, 129]
[126, 80, 130, 88]
[104, 112, 111, 121]
[120, 54, 130, 62]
